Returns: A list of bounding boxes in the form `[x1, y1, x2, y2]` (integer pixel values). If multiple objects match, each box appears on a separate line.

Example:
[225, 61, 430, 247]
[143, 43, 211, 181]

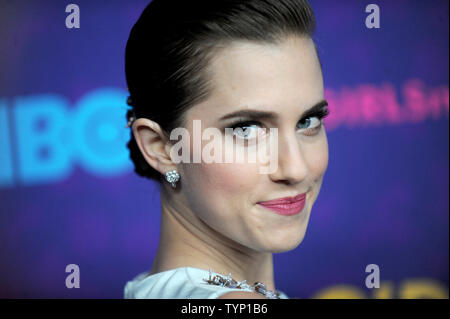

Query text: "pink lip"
[257, 193, 307, 216]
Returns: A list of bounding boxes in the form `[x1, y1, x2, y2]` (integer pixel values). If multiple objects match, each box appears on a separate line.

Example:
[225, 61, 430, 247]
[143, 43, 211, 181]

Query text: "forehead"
[188, 35, 324, 121]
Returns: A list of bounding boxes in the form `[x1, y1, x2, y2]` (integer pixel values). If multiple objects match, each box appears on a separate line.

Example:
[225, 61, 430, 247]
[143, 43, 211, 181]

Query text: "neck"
[150, 189, 276, 291]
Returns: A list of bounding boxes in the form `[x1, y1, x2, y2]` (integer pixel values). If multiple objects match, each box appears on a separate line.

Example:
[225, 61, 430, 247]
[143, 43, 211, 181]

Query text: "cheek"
[304, 134, 329, 178]
[181, 161, 262, 231]
[186, 162, 260, 195]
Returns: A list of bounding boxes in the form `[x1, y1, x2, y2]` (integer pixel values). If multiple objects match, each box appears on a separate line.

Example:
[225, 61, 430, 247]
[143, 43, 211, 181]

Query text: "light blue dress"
[124, 267, 289, 299]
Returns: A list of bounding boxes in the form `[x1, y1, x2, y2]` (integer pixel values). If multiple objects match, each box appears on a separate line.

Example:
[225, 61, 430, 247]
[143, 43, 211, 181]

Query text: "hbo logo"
[0, 88, 133, 187]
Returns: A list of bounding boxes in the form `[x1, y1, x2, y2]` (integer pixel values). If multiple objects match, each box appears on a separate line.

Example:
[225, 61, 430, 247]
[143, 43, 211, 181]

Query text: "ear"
[131, 118, 176, 176]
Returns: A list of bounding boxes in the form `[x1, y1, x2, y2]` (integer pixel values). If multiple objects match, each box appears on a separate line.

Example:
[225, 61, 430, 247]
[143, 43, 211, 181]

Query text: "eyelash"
[228, 108, 330, 139]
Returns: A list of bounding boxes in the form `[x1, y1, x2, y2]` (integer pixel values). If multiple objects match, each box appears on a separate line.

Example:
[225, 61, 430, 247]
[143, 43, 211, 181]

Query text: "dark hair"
[125, 0, 317, 182]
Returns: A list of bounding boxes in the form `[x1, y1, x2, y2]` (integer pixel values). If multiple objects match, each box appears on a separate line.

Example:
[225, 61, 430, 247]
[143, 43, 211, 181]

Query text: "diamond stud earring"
[165, 170, 180, 188]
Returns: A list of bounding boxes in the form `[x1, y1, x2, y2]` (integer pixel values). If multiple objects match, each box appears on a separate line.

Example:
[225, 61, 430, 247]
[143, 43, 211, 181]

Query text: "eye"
[297, 116, 322, 130]
[296, 108, 330, 135]
[229, 121, 263, 140]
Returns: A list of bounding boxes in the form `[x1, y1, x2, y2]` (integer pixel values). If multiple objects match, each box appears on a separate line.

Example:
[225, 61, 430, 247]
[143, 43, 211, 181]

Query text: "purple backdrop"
[0, 0, 448, 298]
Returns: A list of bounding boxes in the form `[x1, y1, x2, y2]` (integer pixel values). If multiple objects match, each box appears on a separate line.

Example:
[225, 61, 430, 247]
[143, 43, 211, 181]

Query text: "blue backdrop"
[0, 0, 448, 298]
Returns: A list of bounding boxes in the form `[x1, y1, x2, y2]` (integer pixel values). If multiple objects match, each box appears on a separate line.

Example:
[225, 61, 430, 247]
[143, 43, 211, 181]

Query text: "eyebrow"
[219, 99, 329, 121]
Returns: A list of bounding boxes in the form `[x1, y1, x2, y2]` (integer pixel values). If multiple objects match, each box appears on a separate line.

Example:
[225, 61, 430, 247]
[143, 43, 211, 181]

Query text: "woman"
[124, 0, 329, 299]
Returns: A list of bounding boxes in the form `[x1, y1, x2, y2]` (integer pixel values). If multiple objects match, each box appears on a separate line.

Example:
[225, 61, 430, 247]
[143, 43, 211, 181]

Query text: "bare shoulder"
[217, 291, 267, 299]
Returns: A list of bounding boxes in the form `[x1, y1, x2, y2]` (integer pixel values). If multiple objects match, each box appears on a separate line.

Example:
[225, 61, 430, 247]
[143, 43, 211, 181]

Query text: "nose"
[269, 132, 308, 185]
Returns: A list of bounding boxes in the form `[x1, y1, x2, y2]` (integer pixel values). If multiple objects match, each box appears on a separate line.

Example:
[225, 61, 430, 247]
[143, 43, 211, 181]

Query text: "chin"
[270, 215, 311, 252]
[263, 230, 307, 253]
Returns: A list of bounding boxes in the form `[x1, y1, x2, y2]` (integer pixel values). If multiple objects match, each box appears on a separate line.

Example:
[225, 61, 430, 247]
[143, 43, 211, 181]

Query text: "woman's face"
[177, 35, 328, 253]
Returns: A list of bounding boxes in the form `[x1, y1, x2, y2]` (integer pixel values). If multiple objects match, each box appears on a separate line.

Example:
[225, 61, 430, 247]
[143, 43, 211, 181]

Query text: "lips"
[257, 193, 307, 216]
